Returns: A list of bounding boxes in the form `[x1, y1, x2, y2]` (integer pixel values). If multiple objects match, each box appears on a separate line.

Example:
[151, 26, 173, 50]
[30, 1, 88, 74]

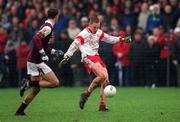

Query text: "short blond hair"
[89, 16, 100, 24]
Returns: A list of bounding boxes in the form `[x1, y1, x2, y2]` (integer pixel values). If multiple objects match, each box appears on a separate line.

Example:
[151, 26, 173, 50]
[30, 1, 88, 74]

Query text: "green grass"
[0, 87, 180, 122]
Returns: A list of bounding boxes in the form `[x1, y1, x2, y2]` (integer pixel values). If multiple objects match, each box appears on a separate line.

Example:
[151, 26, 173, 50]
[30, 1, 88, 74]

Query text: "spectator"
[29, 19, 39, 38]
[55, 30, 73, 86]
[160, 5, 175, 31]
[146, 4, 160, 34]
[143, 36, 160, 88]
[172, 27, 180, 86]
[9, 16, 21, 48]
[138, 3, 150, 31]
[103, 5, 114, 24]
[101, 22, 109, 33]
[153, 27, 161, 41]
[0, 15, 11, 31]
[4, 42, 17, 87]
[11, 16, 19, 29]
[129, 31, 145, 86]
[121, 0, 136, 28]
[169, 0, 178, 12]
[110, 18, 119, 32]
[113, 32, 131, 86]
[0, 26, 8, 54]
[16, 41, 30, 82]
[0, 25, 8, 82]
[67, 19, 86, 86]
[67, 19, 81, 40]
[100, 30, 117, 85]
[125, 24, 133, 35]
[55, 6, 70, 36]
[80, 17, 88, 29]
[157, 30, 177, 86]
[177, 18, 180, 27]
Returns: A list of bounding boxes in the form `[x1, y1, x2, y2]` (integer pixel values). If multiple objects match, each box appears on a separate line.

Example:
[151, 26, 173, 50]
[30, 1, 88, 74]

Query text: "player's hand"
[64, 54, 71, 61]
[41, 54, 49, 62]
[58, 54, 71, 67]
[122, 36, 132, 43]
[39, 49, 49, 62]
[172, 60, 178, 66]
[53, 50, 64, 58]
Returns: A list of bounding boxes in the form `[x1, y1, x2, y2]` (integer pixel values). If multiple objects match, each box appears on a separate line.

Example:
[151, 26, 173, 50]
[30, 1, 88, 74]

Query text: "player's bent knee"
[55, 81, 59, 87]
[52, 80, 59, 87]
[99, 74, 106, 82]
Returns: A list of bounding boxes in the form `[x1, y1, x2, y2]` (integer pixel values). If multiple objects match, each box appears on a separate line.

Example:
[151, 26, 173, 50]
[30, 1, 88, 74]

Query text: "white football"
[104, 85, 116, 97]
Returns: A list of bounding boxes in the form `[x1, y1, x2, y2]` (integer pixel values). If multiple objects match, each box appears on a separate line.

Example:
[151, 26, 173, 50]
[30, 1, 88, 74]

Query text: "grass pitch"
[0, 87, 180, 122]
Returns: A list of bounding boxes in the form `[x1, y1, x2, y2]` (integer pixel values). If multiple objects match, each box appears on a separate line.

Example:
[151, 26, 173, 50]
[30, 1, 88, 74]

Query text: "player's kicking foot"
[15, 111, 26, 116]
[79, 92, 90, 109]
[20, 78, 30, 97]
[99, 104, 109, 112]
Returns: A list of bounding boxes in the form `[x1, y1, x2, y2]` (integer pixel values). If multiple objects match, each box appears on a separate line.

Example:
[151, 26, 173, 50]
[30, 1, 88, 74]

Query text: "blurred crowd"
[0, 0, 180, 87]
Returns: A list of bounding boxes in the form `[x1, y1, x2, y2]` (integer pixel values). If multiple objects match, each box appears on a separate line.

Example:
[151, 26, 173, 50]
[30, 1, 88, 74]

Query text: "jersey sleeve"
[39, 26, 52, 37]
[99, 30, 123, 44]
[64, 35, 84, 57]
[32, 26, 52, 51]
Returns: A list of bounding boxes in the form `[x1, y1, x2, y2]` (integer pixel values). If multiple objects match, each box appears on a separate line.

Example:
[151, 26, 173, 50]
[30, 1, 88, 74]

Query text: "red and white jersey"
[65, 27, 122, 60]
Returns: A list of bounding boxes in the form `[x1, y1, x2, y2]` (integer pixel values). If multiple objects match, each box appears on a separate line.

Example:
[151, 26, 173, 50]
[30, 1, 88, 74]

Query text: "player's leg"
[99, 68, 109, 111]
[79, 63, 107, 109]
[15, 76, 41, 115]
[87, 63, 107, 93]
[16, 70, 59, 115]
[20, 62, 59, 96]
[39, 71, 59, 88]
[38, 62, 59, 88]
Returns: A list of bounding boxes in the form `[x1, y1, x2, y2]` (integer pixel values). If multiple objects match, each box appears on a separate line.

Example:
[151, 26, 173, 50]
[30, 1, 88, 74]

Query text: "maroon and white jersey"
[27, 20, 54, 64]
[65, 27, 123, 60]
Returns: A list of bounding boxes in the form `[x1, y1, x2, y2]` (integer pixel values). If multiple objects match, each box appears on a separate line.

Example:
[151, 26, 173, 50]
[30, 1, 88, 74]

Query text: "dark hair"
[47, 8, 59, 19]
[89, 16, 99, 24]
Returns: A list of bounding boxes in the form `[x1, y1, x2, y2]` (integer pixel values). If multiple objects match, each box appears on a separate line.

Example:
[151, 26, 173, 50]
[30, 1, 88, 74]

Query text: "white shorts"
[27, 62, 52, 76]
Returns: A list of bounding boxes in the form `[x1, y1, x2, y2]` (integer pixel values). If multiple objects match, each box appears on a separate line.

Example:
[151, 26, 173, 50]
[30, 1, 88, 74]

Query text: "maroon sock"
[84, 91, 91, 97]
[99, 104, 106, 110]
[16, 102, 28, 113]
[29, 80, 39, 87]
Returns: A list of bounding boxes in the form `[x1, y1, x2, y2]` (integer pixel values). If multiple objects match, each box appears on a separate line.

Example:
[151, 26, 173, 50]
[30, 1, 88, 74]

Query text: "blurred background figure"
[16, 41, 30, 83]
[138, 3, 150, 31]
[0, 25, 8, 84]
[157, 29, 177, 86]
[66, 19, 87, 86]
[129, 31, 145, 86]
[146, 4, 160, 34]
[143, 36, 160, 88]
[4, 41, 17, 87]
[113, 31, 131, 86]
[67, 19, 81, 40]
[172, 27, 180, 87]
[80, 17, 89, 29]
[54, 30, 73, 86]
[160, 5, 175, 31]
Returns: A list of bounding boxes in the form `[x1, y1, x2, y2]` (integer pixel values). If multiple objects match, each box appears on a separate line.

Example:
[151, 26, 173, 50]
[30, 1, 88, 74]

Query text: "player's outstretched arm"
[51, 49, 64, 58]
[59, 39, 81, 67]
[64, 38, 82, 59]
[101, 32, 132, 44]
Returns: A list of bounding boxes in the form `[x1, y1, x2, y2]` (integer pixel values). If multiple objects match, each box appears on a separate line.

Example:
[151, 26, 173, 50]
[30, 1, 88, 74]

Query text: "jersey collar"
[86, 26, 94, 34]
[45, 19, 55, 27]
